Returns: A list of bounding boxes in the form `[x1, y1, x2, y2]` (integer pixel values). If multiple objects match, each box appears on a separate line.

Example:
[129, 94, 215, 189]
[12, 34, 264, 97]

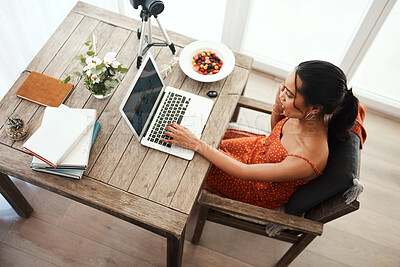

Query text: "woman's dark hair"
[294, 60, 359, 142]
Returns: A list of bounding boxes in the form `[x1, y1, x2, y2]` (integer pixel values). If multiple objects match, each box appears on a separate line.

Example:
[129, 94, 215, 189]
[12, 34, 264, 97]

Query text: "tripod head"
[130, 0, 164, 16]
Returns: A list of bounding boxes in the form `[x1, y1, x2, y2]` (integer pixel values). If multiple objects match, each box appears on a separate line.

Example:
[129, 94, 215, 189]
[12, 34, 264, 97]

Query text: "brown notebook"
[16, 71, 73, 107]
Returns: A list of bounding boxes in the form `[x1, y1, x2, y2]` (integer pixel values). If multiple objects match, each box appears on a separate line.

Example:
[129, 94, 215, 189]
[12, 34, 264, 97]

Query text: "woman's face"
[279, 70, 308, 119]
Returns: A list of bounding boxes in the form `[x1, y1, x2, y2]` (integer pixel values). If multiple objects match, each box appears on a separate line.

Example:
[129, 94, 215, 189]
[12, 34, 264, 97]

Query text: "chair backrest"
[285, 132, 361, 218]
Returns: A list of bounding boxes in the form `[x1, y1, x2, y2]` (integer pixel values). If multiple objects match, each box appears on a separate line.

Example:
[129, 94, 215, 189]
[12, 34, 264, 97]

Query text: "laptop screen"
[121, 57, 164, 136]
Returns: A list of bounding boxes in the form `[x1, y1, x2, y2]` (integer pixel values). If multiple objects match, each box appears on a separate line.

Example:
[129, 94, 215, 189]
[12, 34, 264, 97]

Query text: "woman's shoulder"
[285, 134, 329, 178]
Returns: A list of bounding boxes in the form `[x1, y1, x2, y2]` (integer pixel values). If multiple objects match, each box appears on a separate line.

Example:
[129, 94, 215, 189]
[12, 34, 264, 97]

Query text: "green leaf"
[74, 72, 82, 77]
[75, 54, 83, 60]
[84, 40, 91, 46]
[96, 63, 105, 70]
[63, 76, 71, 84]
[120, 67, 128, 73]
[87, 51, 95, 56]
[89, 45, 93, 50]
[111, 80, 119, 87]
[104, 80, 112, 89]
[91, 68, 97, 74]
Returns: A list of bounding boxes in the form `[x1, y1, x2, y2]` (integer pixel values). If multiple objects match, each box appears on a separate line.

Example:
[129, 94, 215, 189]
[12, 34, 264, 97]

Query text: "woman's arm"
[160, 123, 316, 182]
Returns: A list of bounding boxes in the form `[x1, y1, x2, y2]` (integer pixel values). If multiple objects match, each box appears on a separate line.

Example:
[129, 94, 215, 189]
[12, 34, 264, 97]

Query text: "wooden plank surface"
[104, 49, 185, 193]
[0, 11, 84, 143]
[130, 76, 205, 201]
[86, 45, 169, 181]
[89, 46, 179, 187]
[0, 144, 186, 237]
[86, 46, 163, 179]
[6, 16, 101, 151]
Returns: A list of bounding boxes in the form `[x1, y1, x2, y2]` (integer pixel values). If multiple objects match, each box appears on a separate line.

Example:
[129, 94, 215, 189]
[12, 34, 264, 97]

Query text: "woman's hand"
[160, 123, 202, 152]
[273, 84, 285, 115]
[270, 84, 285, 130]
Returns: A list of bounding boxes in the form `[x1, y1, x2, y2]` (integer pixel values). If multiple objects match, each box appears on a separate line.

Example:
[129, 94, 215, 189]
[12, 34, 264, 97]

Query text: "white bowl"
[179, 40, 235, 83]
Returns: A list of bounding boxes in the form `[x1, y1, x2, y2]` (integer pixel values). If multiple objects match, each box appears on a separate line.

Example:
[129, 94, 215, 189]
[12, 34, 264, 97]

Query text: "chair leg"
[191, 205, 209, 244]
[277, 233, 317, 267]
[231, 107, 241, 122]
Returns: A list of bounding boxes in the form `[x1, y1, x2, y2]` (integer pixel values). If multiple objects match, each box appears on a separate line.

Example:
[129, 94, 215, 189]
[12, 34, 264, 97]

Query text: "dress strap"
[287, 154, 323, 175]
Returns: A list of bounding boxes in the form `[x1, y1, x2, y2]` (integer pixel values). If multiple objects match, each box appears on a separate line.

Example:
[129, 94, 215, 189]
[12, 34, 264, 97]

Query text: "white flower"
[91, 74, 100, 83]
[93, 56, 102, 65]
[83, 63, 96, 71]
[85, 56, 94, 65]
[104, 52, 116, 61]
[104, 59, 113, 67]
[104, 52, 117, 67]
[111, 61, 120, 68]
[86, 56, 102, 66]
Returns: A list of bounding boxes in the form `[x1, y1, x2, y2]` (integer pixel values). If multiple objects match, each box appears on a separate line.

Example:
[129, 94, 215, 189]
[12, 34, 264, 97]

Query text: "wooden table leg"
[166, 227, 185, 267]
[0, 172, 33, 218]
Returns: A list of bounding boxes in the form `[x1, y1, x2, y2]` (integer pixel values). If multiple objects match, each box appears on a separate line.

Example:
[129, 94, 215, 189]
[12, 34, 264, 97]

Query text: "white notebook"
[31, 107, 97, 169]
[23, 105, 94, 168]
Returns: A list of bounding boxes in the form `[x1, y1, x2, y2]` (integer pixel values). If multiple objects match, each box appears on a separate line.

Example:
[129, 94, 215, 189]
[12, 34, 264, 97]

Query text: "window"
[242, 0, 369, 67]
[222, 0, 398, 117]
[351, 1, 400, 102]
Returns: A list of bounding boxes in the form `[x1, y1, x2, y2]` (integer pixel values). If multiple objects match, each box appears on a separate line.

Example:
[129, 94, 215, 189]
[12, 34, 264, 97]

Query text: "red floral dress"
[205, 118, 322, 209]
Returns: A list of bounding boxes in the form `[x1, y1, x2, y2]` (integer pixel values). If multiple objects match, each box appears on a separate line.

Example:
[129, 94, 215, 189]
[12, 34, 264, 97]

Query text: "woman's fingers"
[160, 137, 176, 144]
[160, 136, 174, 142]
[164, 130, 175, 138]
[159, 122, 199, 151]
[165, 125, 175, 132]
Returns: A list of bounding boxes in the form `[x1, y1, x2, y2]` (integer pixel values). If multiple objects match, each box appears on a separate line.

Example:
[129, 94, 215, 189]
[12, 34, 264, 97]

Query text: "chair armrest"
[237, 96, 274, 114]
[305, 192, 359, 223]
[199, 190, 323, 236]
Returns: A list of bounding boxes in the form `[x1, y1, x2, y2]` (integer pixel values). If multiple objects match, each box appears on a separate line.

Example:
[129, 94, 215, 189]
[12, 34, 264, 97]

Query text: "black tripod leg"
[137, 29, 141, 39]
[137, 56, 142, 69]
[169, 43, 176, 54]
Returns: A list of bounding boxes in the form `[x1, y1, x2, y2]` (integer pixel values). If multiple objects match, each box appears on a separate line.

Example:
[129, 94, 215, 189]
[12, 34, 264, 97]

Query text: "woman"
[160, 60, 361, 209]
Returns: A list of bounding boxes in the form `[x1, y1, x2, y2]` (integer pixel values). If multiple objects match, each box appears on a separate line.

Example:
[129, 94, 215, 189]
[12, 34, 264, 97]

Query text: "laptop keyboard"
[147, 92, 191, 148]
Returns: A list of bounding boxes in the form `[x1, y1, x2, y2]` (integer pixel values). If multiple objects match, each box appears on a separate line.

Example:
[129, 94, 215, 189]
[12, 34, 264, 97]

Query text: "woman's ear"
[310, 105, 323, 114]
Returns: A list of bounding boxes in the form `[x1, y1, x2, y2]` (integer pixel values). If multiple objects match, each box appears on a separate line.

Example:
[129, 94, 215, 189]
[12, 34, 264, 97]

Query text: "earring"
[305, 112, 316, 120]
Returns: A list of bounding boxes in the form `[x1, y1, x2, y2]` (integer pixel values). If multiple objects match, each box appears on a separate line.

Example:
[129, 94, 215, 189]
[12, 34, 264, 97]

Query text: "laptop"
[119, 52, 214, 160]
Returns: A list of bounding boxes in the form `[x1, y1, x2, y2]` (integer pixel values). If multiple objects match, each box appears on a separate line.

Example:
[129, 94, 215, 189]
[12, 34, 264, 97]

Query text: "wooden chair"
[191, 96, 362, 266]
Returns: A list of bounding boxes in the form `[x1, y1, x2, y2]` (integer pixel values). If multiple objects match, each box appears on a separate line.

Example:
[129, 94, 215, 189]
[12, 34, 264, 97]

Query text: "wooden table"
[0, 2, 252, 266]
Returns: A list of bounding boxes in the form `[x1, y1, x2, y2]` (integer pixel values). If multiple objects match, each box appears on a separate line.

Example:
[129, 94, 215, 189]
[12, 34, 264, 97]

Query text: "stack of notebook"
[23, 105, 100, 179]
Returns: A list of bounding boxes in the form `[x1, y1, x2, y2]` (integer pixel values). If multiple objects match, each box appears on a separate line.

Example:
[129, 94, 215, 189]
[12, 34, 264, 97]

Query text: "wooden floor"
[1, 70, 399, 266]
